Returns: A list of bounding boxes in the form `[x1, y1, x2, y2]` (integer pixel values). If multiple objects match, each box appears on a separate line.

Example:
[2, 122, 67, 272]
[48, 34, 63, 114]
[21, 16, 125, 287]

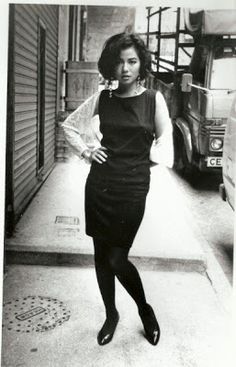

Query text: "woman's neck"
[115, 84, 145, 98]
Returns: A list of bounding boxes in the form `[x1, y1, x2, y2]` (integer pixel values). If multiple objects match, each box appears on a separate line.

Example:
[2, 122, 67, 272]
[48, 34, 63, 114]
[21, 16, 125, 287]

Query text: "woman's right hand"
[83, 146, 108, 164]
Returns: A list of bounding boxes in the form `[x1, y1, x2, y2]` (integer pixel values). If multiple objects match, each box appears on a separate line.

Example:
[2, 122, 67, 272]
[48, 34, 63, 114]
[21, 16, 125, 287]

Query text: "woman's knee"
[93, 238, 109, 266]
[108, 247, 128, 273]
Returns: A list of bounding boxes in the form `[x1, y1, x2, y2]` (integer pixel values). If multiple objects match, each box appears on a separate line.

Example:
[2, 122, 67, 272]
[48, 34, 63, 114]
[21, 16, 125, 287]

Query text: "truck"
[144, 7, 236, 176]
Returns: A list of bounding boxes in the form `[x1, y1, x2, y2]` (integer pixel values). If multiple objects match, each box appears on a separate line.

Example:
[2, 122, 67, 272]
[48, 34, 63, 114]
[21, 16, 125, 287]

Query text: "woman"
[62, 33, 172, 346]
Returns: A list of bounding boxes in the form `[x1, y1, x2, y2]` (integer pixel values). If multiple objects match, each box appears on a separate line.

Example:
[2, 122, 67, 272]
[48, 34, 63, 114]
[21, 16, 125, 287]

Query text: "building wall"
[86, 6, 136, 62]
[8, 4, 59, 223]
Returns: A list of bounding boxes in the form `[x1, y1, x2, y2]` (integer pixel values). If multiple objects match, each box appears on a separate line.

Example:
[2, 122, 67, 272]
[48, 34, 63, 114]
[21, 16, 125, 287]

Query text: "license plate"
[207, 157, 222, 167]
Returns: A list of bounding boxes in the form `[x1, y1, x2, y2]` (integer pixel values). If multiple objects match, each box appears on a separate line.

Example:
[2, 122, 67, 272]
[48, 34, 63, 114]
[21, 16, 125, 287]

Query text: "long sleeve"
[150, 91, 174, 168]
[150, 123, 174, 168]
[61, 91, 101, 158]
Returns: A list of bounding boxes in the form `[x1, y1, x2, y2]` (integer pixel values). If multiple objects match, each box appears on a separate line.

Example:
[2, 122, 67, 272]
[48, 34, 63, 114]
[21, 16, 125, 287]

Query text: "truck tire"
[173, 128, 199, 180]
[181, 143, 200, 181]
[173, 128, 184, 172]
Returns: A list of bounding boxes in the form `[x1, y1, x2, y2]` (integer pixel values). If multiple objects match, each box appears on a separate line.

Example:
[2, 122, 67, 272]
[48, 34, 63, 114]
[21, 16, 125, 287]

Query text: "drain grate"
[2, 296, 71, 333]
[55, 216, 79, 225]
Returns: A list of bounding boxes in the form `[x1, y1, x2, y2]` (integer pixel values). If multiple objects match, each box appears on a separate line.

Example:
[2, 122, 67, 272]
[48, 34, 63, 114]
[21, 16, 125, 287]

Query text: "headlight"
[210, 138, 223, 150]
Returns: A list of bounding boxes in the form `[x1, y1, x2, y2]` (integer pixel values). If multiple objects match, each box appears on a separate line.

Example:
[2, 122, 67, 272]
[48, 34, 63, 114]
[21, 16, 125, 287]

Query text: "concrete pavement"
[1, 265, 233, 367]
[2, 156, 234, 366]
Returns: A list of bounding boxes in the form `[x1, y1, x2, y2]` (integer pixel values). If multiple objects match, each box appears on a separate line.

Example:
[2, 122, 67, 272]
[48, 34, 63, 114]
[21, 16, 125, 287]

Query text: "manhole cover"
[2, 296, 71, 333]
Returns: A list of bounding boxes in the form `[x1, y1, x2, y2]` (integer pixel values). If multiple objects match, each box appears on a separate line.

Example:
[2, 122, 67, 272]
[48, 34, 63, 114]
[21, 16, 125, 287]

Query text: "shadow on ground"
[175, 169, 223, 192]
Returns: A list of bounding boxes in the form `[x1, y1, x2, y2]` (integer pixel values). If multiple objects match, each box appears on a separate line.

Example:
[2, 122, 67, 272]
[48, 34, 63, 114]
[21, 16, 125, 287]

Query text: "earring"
[108, 79, 113, 98]
[136, 75, 141, 93]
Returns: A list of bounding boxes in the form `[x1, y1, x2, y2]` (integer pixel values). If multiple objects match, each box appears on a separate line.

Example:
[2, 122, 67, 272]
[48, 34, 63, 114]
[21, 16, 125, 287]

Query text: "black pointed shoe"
[97, 312, 120, 346]
[139, 304, 160, 346]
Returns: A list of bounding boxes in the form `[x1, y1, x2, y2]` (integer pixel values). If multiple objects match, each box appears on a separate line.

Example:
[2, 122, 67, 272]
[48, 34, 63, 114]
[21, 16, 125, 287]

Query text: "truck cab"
[182, 38, 236, 171]
[145, 7, 236, 176]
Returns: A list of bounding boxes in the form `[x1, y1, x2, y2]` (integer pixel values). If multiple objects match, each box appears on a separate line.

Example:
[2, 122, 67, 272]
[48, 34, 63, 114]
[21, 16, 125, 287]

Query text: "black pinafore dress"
[85, 89, 156, 248]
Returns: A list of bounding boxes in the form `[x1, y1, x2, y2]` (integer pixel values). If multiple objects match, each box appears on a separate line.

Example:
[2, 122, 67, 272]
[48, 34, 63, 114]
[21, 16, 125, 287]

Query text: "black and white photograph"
[0, 0, 235, 366]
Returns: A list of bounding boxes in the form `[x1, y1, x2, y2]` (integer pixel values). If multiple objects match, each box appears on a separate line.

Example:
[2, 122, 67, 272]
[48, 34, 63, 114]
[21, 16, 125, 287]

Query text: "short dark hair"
[98, 33, 152, 81]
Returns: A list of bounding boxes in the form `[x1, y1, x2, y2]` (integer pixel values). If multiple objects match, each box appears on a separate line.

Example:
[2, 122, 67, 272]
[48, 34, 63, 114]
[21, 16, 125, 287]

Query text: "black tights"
[93, 238, 148, 318]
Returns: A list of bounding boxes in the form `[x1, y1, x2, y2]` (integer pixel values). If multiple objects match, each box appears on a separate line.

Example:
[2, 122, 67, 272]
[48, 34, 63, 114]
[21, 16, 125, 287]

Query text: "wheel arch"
[174, 118, 193, 163]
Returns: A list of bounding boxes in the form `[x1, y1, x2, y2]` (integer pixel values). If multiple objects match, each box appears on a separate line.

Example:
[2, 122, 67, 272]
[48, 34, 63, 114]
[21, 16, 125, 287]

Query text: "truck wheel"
[173, 128, 199, 180]
[173, 129, 184, 172]
[181, 144, 200, 181]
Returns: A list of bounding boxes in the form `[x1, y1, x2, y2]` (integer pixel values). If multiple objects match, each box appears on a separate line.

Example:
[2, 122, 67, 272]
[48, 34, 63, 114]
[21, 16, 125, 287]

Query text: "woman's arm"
[61, 91, 101, 159]
[154, 91, 172, 138]
[151, 91, 174, 168]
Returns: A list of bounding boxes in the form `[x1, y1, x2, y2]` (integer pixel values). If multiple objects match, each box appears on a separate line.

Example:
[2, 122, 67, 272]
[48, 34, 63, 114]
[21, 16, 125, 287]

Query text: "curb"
[6, 246, 207, 273]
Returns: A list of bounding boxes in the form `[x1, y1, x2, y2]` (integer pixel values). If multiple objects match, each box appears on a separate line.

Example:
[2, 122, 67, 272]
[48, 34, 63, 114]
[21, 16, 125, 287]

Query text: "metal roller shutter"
[12, 4, 59, 220]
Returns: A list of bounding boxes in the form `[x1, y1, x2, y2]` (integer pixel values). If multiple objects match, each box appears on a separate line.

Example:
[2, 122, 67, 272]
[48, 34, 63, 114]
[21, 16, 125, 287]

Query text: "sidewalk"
[2, 265, 233, 367]
[6, 156, 206, 272]
[2, 157, 233, 366]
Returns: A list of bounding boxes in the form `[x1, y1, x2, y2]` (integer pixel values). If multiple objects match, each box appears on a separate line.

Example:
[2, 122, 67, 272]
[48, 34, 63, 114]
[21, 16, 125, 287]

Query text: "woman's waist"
[90, 161, 150, 178]
[88, 165, 150, 188]
[86, 177, 150, 197]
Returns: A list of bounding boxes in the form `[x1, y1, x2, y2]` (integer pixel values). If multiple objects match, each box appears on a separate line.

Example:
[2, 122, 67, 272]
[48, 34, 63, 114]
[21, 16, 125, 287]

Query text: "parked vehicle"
[219, 94, 236, 210]
[145, 7, 236, 176]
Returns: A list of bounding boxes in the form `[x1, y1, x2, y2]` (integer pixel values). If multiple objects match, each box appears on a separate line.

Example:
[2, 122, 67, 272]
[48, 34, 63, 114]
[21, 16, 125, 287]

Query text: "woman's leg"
[93, 238, 117, 316]
[108, 246, 148, 312]
[108, 246, 160, 345]
[93, 238, 119, 345]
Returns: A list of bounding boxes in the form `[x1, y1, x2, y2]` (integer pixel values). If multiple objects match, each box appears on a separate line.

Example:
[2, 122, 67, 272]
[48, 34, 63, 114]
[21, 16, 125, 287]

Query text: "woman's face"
[114, 46, 141, 86]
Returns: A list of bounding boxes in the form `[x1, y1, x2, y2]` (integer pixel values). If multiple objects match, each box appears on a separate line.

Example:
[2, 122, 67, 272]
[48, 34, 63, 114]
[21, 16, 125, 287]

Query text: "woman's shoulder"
[142, 88, 158, 103]
[144, 88, 157, 97]
[145, 89, 167, 105]
[100, 88, 109, 96]
[98, 88, 110, 103]
[143, 89, 159, 106]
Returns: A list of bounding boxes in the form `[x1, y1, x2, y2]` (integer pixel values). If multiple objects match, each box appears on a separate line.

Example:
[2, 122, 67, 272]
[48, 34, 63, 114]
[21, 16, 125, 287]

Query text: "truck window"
[189, 46, 208, 85]
[210, 46, 236, 90]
